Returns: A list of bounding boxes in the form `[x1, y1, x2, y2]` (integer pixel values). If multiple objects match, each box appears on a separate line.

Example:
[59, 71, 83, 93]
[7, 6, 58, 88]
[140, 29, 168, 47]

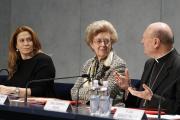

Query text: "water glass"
[90, 95, 99, 115]
[99, 97, 112, 117]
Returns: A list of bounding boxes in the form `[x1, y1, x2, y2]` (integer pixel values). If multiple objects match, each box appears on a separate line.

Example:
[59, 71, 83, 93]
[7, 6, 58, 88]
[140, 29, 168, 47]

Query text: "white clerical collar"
[155, 48, 174, 63]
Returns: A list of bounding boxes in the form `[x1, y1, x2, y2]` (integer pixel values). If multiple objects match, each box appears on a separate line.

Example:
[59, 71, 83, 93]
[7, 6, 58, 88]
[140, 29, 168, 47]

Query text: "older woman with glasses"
[71, 20, 127, 105]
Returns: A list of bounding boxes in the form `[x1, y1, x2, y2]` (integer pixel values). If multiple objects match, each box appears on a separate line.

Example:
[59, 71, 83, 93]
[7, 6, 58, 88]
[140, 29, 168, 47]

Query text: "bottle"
[99, 81, 111, 116]
[90, 80, 99, 115]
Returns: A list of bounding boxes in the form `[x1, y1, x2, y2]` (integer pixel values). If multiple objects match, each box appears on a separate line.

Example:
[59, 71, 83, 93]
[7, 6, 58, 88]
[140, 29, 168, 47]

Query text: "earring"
[16, 49, 19, 52]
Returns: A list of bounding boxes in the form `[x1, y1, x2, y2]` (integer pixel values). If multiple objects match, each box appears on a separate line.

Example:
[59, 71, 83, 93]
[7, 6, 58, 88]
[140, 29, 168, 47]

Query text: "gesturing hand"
[113, 68, 130, 90]
[128, 84, 153, 100]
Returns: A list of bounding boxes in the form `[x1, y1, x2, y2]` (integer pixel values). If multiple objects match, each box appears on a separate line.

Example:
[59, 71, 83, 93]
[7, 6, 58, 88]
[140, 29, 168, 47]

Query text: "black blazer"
[126, 49, 180, 114]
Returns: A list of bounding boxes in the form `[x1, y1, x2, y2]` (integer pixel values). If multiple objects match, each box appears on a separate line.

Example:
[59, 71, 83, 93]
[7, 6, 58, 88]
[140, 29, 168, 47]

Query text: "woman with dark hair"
[0, 26, 56, 98]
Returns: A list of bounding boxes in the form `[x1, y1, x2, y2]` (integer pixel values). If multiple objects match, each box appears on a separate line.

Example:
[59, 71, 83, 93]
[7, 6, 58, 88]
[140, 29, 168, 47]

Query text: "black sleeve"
[30, 55, 56, 97]
[150, 79, 180, 114]
[125, 94, 139, 108]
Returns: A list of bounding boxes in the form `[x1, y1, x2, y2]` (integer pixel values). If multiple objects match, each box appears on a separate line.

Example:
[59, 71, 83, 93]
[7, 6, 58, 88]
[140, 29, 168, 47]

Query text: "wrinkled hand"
[0, 85, 15, 95]
[128, 84, 153, 100]
[113, 68, 130, 90]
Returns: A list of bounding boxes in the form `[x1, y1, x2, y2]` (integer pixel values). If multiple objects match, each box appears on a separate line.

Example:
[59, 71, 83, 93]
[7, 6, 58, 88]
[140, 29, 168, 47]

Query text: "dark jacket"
[126, 49, 180, 114]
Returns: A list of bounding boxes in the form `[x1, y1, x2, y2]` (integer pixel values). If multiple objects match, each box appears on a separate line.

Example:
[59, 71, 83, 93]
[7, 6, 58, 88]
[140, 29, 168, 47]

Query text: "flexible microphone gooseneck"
[24, 74, 89, 105]
[76, 78, 90, 108]
[157, 76, 180, 119]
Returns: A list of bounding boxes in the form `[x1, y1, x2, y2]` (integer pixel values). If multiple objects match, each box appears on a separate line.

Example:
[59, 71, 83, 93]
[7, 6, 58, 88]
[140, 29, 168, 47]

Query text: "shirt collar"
[155, 48, 174, 63]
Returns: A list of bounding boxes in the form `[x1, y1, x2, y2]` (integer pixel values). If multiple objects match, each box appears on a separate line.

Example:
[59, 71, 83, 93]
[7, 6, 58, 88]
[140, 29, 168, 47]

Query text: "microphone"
[96, 65, 110, 79]
[157, 75, 180, 119]
[95, 65, 110, 85]
[0, 69, 9, 82]
[0, 69, 9, 75]
[24, 74, 89, 105]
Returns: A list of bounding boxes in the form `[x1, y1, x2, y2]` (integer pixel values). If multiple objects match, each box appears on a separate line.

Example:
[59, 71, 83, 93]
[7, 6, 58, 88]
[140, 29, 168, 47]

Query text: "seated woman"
[0, 26, 56, 98]
[71, 20, 127, 104]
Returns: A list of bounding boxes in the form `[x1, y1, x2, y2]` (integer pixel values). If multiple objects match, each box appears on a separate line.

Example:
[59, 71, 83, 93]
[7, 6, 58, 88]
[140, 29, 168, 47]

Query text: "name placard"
[0, 94, 8, 105]
[44, 99, 70, 112]
[113, 107, 146, 120]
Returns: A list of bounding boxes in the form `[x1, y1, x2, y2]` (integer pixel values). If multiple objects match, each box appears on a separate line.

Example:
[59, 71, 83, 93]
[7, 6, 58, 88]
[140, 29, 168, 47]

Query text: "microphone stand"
[158, 97, 162, 119]
[24, 74, 89, 105]
[76, 79, 90, 108]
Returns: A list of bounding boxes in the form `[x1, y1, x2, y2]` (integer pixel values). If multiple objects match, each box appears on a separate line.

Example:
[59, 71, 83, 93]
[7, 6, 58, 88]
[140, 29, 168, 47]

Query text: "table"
[0, 100, 115, 120]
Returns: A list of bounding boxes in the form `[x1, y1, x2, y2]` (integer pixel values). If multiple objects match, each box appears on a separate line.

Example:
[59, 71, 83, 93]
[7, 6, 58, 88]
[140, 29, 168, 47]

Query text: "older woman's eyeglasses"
[93, 39, 111, 45]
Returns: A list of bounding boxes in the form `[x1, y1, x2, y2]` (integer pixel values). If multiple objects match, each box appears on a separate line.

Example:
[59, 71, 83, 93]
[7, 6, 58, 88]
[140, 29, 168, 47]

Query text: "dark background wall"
[1, 0, 180, 83]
